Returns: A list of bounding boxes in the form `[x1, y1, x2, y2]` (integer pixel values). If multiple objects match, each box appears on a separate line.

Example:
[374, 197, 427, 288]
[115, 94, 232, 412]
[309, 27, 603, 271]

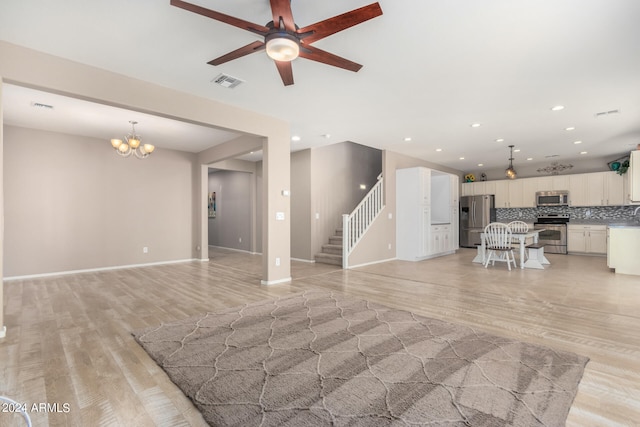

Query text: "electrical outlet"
[239, 237, 242, 243]
[388, 243, 392, 250]
[143, 247, 148, 254]
[275, 257, 281, 266]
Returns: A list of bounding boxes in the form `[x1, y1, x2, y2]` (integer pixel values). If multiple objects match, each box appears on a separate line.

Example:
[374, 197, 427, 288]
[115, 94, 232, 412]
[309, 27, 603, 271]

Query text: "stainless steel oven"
[534, 214, 569, 254]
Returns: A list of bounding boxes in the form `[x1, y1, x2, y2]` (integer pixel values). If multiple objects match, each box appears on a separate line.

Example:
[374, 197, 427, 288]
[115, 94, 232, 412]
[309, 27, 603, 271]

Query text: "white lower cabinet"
[567, 225, 607, 255]
[430, 224, 452, 254]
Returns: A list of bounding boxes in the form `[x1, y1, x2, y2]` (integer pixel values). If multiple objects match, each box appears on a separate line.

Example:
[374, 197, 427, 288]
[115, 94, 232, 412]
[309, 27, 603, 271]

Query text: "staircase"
[315, 174, 385, 268]
[314, 227, 344, 266]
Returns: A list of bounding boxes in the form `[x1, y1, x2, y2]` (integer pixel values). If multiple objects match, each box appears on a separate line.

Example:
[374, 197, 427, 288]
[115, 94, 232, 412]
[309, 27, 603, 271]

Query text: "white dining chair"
[507, 220, 531, 259]
[507, 220, 529, 233]
[483, 223, 517, 270]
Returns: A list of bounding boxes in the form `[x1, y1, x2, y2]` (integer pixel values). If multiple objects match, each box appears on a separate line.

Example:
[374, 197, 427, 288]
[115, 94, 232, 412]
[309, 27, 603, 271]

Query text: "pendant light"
[505, 145, 517, 179]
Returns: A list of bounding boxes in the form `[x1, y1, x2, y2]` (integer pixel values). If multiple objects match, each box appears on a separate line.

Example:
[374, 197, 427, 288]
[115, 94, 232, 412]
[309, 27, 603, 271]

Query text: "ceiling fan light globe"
[266, 36, 299, 62]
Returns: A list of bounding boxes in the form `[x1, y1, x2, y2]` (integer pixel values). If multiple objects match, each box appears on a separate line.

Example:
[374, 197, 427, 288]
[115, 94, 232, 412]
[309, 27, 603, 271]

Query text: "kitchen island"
[607, 223, 640, 275]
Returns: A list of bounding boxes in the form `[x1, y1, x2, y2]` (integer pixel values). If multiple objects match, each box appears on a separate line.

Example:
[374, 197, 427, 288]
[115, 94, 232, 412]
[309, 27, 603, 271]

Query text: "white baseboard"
[0, 326, 6, 339]
[209, 245, 261, 255]
[260, 277, 292, 286]
[3, 258, 200, 281]
[346, 257, 397, 269]
[291, 257, 315, 263]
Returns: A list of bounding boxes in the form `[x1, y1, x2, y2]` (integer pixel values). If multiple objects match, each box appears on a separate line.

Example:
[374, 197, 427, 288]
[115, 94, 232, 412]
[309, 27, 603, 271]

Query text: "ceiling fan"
[170, 0, 383, 86]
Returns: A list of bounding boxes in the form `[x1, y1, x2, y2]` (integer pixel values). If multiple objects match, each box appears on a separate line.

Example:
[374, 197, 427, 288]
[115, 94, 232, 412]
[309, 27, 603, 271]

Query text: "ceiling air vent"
[30, 102, 54, 110]
[211, 73, 244, 89]
[594, 109, 620, 117]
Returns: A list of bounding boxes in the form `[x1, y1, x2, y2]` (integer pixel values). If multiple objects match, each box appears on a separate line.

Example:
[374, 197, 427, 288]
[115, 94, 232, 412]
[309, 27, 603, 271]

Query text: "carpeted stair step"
[328, 236, 342, 245]
[321, 244, 342, 255]
[314, 252, 343, 266]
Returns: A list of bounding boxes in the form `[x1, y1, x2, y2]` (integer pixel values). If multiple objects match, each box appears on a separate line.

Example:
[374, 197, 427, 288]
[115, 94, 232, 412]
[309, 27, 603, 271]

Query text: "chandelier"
[505, 145, 517, 179]
[110, 121, 155, 159]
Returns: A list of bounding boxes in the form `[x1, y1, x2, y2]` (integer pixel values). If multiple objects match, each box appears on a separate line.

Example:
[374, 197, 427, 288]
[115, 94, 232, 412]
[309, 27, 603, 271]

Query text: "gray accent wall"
[4, 125, 197, 277]
[207, 170, 253, 251]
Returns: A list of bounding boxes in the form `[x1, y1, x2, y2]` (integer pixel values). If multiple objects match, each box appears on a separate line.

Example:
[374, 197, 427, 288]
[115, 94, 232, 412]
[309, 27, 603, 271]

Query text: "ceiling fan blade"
[171, 0, 269, 35]
[208, 41, 265, 66]
[274, 61, 294, 86]
[297, 3, 382, 45]
[298, 45, 362, 72]
[270, 0, 296, 32]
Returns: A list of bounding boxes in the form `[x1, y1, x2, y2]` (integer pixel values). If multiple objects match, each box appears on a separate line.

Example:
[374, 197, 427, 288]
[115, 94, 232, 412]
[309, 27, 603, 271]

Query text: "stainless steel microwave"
[536, 191, 569, 207]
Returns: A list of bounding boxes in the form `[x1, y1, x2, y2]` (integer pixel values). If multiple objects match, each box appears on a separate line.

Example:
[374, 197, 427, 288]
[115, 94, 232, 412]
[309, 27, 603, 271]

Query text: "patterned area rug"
[132, 290, 588, 426]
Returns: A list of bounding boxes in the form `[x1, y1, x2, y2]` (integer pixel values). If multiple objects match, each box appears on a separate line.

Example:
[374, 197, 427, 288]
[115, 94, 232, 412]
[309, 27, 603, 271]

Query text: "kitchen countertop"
[570, 219, 639, 226]
[496, 219, 640, 226]
[607, 222, 640, 228]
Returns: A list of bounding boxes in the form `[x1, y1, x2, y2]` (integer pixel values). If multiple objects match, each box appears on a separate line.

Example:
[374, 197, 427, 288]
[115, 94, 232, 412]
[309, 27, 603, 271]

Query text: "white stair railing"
[342, 175, 384, 268]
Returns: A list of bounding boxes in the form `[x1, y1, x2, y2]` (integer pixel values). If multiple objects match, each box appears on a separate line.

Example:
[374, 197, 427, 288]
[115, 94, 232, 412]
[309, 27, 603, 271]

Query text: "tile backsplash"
[496, 205, 637, 221]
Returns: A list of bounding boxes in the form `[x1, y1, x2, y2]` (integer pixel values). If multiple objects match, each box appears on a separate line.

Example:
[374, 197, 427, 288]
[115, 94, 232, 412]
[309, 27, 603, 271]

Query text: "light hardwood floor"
[1, 248, 639, 426]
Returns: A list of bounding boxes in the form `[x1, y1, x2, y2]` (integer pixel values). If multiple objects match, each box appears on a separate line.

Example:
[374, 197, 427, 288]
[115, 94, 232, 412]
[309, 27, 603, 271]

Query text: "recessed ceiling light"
[565, 127, 575, 131]
[573, 140, 583, 145]
[551, 105, 565, 111]
[435, 148, 442, 152]
[495, 138, 504, 143]
[527, 158, 533, 161]
[403, 137, 412, 142]
[322, 134, 331, 139]
[514, 149, 521, 152]
[477, 163, 484, 167]
[580, 151, 588, 155]
[470, 123, 481, 128]
[291, 135, 301, 142]
[459, 157, 465, 160]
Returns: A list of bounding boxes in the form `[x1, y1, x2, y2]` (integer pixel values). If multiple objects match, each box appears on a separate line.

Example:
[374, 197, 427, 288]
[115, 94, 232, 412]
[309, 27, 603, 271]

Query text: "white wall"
[3, 125, 196, 277]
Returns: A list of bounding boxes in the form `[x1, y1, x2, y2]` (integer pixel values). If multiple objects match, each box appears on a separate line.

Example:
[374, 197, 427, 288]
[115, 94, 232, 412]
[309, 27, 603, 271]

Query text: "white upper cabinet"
[494, 181, 510, 207]
[569, 171, 623, 206]
[461, 170, 625, 207]
[461, 181, 486, 196]
[604, 172, 624, 205]
[551, 175, 571, 191]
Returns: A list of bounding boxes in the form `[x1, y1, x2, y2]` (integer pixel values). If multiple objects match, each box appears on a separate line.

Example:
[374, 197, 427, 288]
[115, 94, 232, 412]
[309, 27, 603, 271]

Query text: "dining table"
[472, 229, 550, 269]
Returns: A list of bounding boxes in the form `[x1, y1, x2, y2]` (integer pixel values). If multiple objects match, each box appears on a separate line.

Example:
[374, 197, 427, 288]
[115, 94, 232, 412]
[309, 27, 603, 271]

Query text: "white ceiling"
[2, 0, 640, 171]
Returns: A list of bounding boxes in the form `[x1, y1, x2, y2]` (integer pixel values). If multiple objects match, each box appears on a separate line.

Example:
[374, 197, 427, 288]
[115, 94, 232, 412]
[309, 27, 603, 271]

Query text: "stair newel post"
[342, 214, 350, 269]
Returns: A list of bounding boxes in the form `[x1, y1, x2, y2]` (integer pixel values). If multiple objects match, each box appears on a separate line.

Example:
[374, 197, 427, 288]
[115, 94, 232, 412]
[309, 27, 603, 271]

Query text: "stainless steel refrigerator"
[459, 195, 496, 247]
